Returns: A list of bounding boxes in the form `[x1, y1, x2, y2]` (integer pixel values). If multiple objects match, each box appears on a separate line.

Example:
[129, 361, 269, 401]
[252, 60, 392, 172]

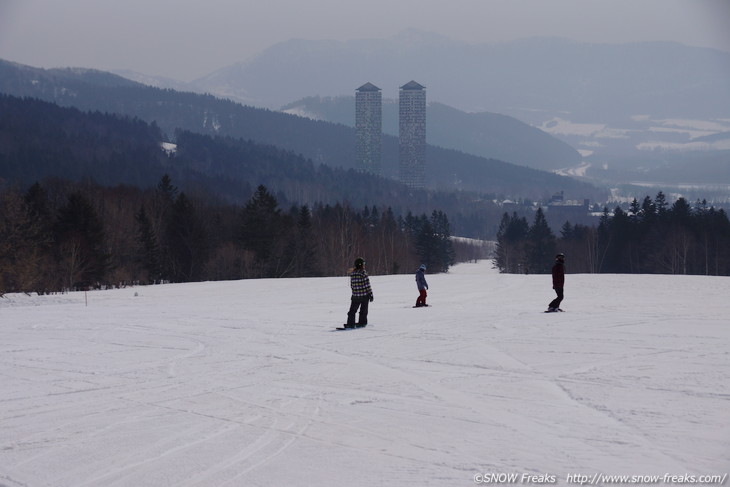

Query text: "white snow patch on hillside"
[1, 261, 728, 486]
[160, 142, 177, 154]
[539, 118, 629, 139]
[655, 118, 730, 134]
[637, 139, 730, 151]
[281, 106, 323, 121]
[555, 162, 592, 177]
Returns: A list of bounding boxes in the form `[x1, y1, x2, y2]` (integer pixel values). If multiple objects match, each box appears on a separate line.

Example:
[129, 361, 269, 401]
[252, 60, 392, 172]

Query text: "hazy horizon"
[1, 0, 729, 82]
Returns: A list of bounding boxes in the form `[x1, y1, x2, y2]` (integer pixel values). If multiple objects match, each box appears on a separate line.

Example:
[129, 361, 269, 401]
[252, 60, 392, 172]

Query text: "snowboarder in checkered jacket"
[345, 257, 373, 328]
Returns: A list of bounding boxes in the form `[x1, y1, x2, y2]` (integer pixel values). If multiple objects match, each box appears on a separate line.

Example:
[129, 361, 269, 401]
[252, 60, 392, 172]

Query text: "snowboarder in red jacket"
[547, 253, 565, 312]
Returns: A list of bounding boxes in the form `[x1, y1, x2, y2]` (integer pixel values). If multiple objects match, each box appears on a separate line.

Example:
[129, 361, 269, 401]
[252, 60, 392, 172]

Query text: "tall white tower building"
[399, 80, 426, 188]
[355, 82, 382, 175]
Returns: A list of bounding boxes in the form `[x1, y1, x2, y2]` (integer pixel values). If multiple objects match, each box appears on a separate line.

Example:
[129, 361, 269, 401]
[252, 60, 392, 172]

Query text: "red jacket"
[552, 261, 565, 289]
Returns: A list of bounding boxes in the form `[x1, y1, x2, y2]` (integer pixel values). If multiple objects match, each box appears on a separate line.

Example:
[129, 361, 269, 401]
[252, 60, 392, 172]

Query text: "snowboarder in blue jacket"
[415, 264, 429, 307]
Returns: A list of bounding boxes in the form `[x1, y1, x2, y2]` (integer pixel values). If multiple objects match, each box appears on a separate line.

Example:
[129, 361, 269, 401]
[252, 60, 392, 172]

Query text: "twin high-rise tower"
[355, 82, 382, 176]
[355, 81, 426, 189]
[397, 81, 427, 189]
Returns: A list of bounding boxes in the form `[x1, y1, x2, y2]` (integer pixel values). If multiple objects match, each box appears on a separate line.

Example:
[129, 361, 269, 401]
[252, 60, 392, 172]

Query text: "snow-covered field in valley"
[1, 261, 728, 486]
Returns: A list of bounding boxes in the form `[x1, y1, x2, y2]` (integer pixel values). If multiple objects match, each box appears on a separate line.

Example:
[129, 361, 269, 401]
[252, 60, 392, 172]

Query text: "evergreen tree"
[0, 190, 51, 293]
[151, 174, 179, 281]
[708, 209, 730, 275]
[641, 195, 656, 220]
[525, 207, 556, 273]
[164, 192, 209, 282]
[595, 207, 613, 272]
[629, 198, 641, 219]
[54, 192, 110, 289]
[428, 210, 455, 273]
[560, 221, 574, 240]
[403, 211, 455, 273]
[22, 183, 55, 292]
[157, 174, 178, 203]
[671, 197, 693, 222]
[556, 222, 599, 274]
[135, 206, 162, 282]
[494, 212, 529, 273]
[607, 206, 632, 272]
[240, 185, 288, 277]
[667, 197, 695, 274]
[414, 218, 438, 270]
[655, 191, 668, 217]
[287, 204, 319, 277]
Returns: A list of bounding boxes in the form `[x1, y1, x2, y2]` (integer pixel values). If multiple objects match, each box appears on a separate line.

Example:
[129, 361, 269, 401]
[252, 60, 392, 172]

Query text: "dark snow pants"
[549, 287, 564, 309]
[347, 296, 369, 326]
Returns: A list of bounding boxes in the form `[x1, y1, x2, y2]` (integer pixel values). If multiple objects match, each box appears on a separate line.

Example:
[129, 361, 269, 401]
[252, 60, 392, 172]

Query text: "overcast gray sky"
[1, 0, 729, 82]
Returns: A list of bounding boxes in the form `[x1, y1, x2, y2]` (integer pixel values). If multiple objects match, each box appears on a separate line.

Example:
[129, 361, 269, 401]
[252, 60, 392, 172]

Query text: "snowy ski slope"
[1, 261, 728, 486]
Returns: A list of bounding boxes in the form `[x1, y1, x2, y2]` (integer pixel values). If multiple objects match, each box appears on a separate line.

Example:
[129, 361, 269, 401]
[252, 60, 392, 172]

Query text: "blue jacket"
[415, 269, 428, 290]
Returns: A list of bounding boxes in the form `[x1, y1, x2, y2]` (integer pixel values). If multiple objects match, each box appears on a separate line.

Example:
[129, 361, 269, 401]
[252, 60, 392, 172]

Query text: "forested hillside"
[0, 95, 507, 236]
[0, 95, 168, 186]
[494, 195, 730, 276]
[0, 175, 482, 294]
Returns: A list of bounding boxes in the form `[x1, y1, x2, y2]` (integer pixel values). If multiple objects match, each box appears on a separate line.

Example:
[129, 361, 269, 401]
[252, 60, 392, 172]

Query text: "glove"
[369, 293, 374, 302]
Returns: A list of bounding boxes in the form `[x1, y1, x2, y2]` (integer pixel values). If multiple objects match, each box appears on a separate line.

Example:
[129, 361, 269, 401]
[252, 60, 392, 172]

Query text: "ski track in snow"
[0, 261, 728, 486]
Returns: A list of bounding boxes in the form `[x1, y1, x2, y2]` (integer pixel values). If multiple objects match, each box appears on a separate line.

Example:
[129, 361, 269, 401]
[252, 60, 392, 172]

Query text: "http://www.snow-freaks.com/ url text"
[474, 472, 728, 485]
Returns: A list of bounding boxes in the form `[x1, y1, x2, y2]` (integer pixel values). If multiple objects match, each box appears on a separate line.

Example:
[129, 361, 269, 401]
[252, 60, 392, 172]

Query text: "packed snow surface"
[1, 261, 728, 486]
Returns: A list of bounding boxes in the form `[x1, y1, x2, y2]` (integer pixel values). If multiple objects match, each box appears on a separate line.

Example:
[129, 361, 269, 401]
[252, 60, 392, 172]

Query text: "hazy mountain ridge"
[0, 59, 603, 201]
[1, 60, 140, 91]
[191, 33, 730, 121]
[176, 32, 730, 187]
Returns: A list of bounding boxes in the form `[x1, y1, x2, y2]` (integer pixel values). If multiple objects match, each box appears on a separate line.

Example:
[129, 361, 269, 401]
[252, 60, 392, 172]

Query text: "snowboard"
[544, 308, 564, 313]
[334, 324, 368, 331]
[412, 304, 431, 308]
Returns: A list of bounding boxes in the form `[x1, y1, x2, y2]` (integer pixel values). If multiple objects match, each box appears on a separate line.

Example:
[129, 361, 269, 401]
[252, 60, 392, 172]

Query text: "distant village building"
[355, 82, 382, 175]
[398, 80, 427, 189]
[498, 191, 597, 232]
[545, 191, 593, 229]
